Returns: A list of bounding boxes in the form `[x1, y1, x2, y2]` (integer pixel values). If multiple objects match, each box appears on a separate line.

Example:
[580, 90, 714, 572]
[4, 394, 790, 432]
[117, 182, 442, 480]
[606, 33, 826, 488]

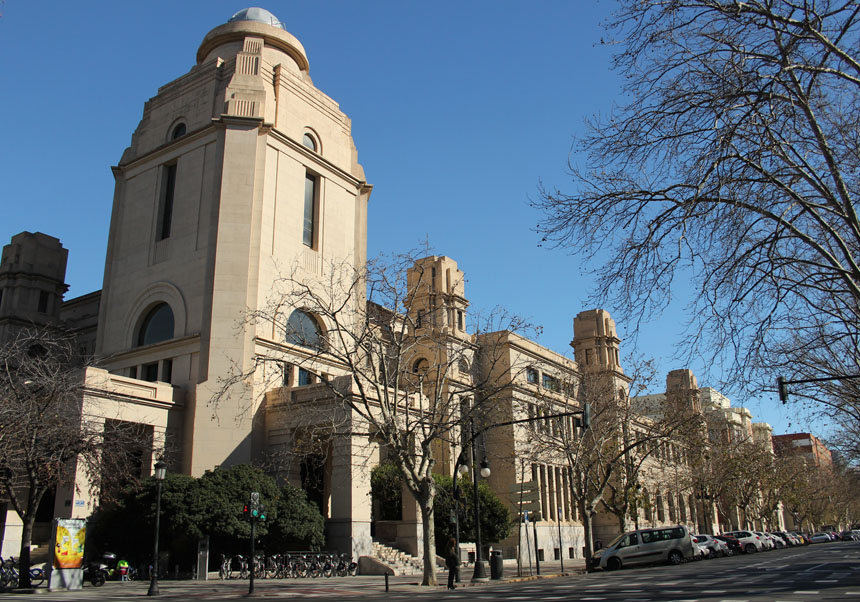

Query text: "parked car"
[810, 532, 831, 543]
[591, 525, 695, 570]
[773, 531, 797, 547]
[714, 535, 742, 555]
[722, 530, 763, 553]
[753, 532, 774, 550]
[692, 537, 710, 560]
[764, 532, 786, 549]
[693, 534, 729, 557]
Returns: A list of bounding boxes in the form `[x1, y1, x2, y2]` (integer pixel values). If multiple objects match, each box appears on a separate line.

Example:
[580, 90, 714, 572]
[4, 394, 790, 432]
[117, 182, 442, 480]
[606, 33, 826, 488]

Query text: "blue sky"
[0, 1, 807, 435]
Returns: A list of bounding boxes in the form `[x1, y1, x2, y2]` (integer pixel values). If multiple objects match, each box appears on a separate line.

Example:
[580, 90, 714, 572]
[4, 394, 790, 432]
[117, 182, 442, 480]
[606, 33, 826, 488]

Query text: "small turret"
[571, 309, 622, 373]
[407, 256, 469, 341]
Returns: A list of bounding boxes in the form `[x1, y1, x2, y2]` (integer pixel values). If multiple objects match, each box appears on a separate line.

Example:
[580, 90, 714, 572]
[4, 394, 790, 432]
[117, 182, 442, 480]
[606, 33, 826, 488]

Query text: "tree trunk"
[419, 494, 436, 586]
[17, 515, 34, 589]
[580, 499, 595, 573]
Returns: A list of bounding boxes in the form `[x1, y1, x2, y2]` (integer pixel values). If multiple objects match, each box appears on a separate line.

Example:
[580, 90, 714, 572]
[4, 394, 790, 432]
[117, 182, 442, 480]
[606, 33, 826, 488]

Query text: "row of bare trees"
[534, 0, 860, 455]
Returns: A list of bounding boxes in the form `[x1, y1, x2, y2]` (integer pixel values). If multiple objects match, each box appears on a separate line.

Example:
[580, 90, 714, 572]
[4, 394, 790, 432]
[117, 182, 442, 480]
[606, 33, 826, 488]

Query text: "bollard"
[385, 573, 389, 592]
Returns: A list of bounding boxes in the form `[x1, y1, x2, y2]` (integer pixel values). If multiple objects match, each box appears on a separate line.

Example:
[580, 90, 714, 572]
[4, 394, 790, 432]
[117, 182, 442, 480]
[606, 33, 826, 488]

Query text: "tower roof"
[228, 7, 285, 30]
[197, 7, 309, 71]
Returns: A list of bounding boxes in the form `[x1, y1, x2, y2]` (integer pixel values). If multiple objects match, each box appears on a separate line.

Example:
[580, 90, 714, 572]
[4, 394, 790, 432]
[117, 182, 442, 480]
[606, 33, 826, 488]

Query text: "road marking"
[815, 579, 838, 582]
[803, 563, 830, 571]
[702, 591, 728, 594]
[794, 591, 820, 594]
[581, 598, 606, 600]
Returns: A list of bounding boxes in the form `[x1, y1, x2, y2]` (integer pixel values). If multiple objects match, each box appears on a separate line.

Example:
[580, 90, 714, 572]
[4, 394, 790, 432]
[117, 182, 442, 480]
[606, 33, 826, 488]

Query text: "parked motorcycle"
[82, 560, 109, 587]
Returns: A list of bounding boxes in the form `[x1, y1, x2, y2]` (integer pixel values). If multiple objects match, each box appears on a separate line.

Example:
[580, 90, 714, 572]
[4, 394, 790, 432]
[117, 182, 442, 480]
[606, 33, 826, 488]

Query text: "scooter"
[82, 559, 109, 586]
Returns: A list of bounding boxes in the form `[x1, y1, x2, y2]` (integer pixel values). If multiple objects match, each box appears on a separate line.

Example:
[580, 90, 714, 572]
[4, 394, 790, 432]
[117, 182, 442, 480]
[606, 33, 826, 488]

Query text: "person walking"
[445, 537, 459, 590]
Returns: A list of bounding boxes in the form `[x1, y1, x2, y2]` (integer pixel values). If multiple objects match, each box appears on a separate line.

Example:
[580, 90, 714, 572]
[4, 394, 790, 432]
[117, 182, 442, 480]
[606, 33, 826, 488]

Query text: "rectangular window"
[0, 289, 4, 309]
[303, 173, 317, 247]
[526, 367, 539, 384]
[553, 548, 560, 560]
[37, 291, 49, 313]
[543, 374, 560, 392]
[161, 359, 173, 384]
[457, 310, 463, 331]
[298, 367, 313, 386]
[143, 362, 159, 382]
[281, 363, 292, 387]
[129, 366, 138, 379]
[568, 547, 575, 559]
[158, 163, 177, 240]
[416, 310, 423, 328]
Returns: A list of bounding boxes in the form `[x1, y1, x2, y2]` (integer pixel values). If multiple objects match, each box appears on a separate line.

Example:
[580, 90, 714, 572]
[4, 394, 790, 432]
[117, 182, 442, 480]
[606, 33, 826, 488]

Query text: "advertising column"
[48, 518, 86, 590]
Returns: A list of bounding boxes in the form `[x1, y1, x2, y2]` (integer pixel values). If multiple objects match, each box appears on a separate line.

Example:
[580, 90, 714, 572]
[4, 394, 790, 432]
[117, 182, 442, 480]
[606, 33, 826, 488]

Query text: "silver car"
[592, 525, 695, 570]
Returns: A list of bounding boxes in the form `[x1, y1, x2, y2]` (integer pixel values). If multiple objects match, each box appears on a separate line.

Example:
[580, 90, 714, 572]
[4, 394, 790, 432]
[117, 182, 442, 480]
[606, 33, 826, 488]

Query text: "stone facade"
[0, 8, 743, 566]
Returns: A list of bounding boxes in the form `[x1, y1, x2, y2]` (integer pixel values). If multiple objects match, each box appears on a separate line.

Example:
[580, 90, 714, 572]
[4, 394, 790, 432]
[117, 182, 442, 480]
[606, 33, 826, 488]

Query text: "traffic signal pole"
[249, 519, 256, 595]
[777, 374, 860, 403]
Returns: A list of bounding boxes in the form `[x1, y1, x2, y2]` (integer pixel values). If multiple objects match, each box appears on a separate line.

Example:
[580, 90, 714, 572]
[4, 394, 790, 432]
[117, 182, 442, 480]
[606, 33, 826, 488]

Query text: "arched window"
[457, 358, 469, 374]
[302, 133, 317, 151]
[643, 487, 652, 522]
[656, 492, 666, 522]
[285, 309, 322, 348]
[136, 303, 174, 347]
[413, 358, 429, 374]
[171, 123, 186, 139]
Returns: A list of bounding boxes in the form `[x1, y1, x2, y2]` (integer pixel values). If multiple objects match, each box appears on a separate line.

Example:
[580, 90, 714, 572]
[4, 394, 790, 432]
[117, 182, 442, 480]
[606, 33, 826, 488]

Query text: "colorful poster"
[53, 519, 86, 569]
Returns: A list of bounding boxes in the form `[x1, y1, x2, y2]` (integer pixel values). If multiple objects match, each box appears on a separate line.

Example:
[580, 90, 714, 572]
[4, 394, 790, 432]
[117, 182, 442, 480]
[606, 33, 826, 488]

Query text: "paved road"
[11, 542, 860, 600]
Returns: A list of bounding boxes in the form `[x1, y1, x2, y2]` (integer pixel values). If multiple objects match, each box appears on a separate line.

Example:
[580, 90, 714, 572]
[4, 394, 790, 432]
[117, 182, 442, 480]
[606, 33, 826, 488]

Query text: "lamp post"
[452, 455, 469, 583]
[147, 460, 167, 596]
[469, 419, 491, 582]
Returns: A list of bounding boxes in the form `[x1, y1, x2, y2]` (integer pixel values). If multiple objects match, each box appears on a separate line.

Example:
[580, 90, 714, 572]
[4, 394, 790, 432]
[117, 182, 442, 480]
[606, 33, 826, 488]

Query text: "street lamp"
[452, 457, 469, 583]
[470, 417, 490, 582]
[147, 460, 167, 596]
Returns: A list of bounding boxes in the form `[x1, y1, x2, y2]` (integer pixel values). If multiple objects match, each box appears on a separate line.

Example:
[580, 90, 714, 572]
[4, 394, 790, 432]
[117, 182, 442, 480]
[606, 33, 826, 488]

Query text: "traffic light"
[777, 376, 790, 404]
[582, 402, 591, 429]
[243, 504, 250, 519]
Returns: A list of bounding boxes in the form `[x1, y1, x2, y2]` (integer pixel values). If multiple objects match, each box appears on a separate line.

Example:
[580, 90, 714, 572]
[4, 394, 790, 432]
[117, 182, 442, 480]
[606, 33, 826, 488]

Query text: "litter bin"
[489, 550, 504, 580]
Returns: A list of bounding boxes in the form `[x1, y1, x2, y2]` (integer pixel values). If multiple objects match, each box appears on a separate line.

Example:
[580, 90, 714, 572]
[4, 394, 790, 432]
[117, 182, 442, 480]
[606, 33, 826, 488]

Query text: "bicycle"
[0, 557, 44, 588]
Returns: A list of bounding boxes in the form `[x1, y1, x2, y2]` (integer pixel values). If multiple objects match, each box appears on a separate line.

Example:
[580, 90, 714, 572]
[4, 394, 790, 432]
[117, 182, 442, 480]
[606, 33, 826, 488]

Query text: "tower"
[95, 8, 371, 476]
[571, 309, 623, 374]
[0, 232, 69, 341]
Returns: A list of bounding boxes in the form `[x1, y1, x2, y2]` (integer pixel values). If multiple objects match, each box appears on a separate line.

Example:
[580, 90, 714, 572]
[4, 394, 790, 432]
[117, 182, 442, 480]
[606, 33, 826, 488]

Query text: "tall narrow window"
[159, 164, 177, 240]
[37, 291, 49, 314]
[303, 173, 317, 248]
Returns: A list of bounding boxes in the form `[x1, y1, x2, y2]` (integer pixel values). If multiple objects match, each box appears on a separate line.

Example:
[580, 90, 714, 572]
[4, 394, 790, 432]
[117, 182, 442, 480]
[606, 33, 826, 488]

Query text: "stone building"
[0, 7, 702, 568]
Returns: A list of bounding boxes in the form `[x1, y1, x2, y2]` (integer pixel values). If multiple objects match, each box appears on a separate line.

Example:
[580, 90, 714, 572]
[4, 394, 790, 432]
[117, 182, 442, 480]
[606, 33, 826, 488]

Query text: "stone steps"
[371, 540, 423, 576]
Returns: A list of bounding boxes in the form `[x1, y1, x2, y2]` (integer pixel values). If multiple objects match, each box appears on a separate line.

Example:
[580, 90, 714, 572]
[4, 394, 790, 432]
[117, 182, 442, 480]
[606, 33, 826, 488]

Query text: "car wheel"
[606, 557, 622, 571]
[668, 551, 683, 565]
[744, 543, 756, 554]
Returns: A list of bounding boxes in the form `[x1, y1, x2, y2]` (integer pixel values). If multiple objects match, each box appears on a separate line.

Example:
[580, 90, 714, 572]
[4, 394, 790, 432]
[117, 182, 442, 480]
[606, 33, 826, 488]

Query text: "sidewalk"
[14, 560, 587, 598]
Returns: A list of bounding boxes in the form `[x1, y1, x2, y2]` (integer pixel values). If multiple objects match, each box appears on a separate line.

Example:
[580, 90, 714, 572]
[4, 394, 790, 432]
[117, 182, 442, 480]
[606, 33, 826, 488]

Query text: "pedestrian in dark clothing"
[445, 537, 459, 589]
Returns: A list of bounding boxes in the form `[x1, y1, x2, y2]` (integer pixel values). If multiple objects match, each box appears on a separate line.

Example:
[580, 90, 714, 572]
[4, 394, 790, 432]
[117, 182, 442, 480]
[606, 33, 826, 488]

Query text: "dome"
[228, 7, 285, 30]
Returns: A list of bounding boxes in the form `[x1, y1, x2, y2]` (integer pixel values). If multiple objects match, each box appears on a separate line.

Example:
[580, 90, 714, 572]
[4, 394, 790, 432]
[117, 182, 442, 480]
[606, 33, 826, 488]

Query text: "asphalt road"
[11, 541, 860, 601]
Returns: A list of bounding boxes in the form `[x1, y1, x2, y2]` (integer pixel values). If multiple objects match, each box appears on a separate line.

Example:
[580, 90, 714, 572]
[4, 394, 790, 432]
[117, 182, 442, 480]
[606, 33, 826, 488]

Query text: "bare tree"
[0, 328, 151, 587]
[217, 253, 528, 586]
[534, 0, 860, 407]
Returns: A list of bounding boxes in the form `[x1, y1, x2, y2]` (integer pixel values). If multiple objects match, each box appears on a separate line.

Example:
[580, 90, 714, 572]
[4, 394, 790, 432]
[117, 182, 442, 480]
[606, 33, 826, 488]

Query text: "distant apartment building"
[772, 433, 833, 471]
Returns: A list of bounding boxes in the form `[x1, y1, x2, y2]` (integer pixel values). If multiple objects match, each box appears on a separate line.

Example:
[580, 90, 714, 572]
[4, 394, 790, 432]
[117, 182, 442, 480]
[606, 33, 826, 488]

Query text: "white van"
[591, 525, 695, 570]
